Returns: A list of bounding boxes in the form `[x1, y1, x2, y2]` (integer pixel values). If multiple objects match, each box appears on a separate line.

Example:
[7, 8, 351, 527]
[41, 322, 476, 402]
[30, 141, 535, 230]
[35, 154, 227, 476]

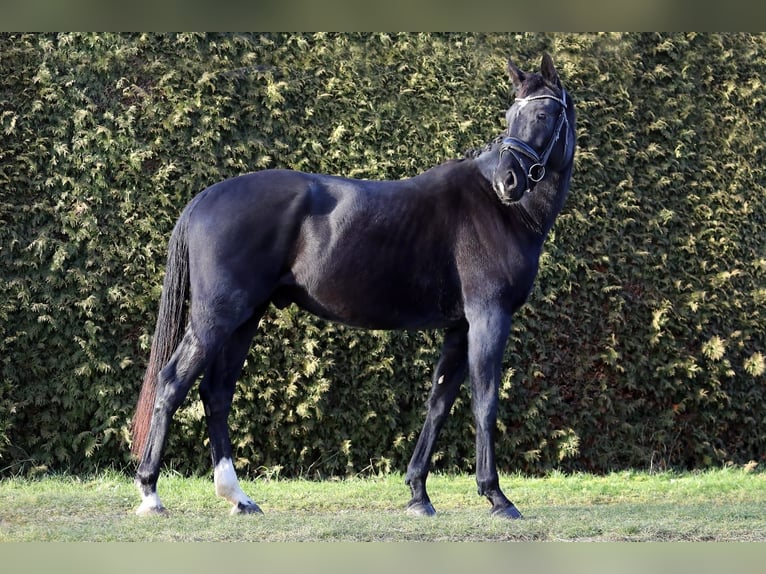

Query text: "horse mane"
[463, 133, 505, 159]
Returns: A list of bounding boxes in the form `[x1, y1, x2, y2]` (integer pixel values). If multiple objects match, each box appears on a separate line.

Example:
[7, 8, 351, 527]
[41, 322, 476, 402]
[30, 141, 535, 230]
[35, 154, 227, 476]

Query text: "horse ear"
[507, 59, 525, 91]
[540, 53, 561, 88]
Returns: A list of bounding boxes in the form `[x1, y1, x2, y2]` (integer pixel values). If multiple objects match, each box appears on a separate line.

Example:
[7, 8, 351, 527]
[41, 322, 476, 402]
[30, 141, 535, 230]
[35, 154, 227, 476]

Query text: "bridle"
[497, 89, 571, 195]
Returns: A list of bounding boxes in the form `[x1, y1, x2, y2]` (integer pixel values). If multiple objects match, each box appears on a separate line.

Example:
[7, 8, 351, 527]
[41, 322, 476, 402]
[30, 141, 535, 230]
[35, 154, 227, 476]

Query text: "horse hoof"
[490, 503, 523, 519]
[135, 504, 168, 517]
[231, 501, 263, 515]
[406, 501, 437, 517]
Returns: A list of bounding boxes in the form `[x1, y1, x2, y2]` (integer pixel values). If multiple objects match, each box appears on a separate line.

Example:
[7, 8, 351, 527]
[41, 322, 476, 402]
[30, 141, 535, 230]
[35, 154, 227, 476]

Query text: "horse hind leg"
[135, 327, 211, 515]
[199, 308, 266, 515]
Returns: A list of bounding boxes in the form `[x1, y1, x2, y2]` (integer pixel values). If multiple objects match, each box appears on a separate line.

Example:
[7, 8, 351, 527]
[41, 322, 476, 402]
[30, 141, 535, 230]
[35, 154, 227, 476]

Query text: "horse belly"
[282, 255, 462, 330]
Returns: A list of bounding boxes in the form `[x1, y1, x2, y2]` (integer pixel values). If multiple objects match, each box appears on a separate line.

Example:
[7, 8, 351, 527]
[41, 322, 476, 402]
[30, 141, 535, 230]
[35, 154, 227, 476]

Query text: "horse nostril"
[494, 169, 519, 202]
[504, 171, 517, 192]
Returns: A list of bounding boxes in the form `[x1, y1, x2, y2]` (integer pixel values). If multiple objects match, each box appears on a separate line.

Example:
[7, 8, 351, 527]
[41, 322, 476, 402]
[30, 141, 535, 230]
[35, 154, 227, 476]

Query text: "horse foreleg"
[466, 309, 522, 519]
[200, 315, 264, 515]
[405, 322, 468, 516]
[135, 328, 208, 515]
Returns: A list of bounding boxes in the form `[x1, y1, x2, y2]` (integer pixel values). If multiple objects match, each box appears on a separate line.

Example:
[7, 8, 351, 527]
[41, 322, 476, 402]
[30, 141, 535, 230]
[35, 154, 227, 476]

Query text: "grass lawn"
[1, 467, 764, 541]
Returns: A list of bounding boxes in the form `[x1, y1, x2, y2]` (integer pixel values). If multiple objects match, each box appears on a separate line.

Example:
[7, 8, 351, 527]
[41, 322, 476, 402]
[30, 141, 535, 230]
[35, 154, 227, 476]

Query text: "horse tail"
[130, 212, 191, 458]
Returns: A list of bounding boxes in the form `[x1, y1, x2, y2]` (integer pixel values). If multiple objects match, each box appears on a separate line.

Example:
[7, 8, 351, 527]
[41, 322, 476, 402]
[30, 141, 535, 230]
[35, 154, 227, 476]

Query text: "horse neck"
[516, 166, 571, 238]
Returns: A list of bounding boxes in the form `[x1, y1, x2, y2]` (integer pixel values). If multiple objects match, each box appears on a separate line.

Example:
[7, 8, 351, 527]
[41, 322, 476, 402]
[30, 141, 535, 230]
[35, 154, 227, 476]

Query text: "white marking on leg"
[214, 457, 257, 513]
[136, 489, 165, 516]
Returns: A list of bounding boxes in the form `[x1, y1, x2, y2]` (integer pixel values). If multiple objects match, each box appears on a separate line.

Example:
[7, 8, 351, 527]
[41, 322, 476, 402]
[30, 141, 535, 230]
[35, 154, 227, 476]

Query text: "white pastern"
[214, 457, 256, 510]
[135, 490, 165, 515]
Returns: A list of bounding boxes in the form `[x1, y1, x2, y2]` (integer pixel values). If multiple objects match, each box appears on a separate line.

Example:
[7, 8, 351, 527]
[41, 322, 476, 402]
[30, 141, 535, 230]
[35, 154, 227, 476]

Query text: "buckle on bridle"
[528, 163, 545, 183]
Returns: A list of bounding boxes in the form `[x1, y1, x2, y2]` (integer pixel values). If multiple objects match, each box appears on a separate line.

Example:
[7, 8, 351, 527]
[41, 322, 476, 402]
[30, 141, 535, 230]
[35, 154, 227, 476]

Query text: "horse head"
[491, 53, 574, 204]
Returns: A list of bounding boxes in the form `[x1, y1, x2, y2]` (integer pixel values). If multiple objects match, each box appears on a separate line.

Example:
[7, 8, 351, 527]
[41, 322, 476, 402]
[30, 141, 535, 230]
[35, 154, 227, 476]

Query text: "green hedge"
[1, 33, 764, 477]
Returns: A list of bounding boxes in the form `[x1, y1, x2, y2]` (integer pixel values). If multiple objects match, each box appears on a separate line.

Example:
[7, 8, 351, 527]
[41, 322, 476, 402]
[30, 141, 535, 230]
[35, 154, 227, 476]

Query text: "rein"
[498, 89, 570, 195]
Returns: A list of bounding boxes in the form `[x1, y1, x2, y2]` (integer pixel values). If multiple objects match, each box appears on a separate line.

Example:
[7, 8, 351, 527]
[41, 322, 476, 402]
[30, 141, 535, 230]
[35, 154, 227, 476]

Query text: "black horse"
[131, 54, 576, 518]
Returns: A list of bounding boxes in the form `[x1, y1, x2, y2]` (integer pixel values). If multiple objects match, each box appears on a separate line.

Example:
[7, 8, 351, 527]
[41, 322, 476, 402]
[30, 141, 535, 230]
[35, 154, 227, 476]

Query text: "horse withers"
[131, 53, 576, 518]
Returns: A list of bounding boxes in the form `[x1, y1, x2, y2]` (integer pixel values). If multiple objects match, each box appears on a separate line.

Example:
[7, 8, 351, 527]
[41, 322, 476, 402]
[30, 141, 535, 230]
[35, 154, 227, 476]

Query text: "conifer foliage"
[1, 33, 764, 476]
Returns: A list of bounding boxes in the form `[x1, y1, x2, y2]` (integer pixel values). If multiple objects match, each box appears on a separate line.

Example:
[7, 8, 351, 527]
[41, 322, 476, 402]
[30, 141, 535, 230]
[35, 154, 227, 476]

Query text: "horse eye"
[536, 112, 547, 121]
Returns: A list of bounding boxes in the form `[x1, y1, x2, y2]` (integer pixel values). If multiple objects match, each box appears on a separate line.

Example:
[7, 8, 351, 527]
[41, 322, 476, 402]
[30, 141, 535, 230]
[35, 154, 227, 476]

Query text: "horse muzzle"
[492, 160, 528, 204]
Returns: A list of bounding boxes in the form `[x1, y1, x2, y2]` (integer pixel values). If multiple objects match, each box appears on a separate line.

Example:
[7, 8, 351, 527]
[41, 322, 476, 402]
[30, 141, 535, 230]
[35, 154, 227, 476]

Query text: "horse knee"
[471, 394, 498, 423]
